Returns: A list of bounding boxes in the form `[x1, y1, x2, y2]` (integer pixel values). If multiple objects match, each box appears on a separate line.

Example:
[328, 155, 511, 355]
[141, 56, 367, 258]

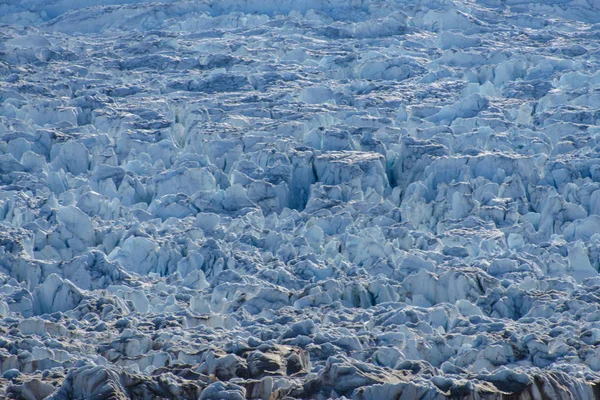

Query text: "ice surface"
[2, 0, 600, 398]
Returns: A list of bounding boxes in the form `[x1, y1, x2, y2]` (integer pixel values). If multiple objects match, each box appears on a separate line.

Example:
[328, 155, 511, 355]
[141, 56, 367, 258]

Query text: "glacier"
[2, 0, 600, 398]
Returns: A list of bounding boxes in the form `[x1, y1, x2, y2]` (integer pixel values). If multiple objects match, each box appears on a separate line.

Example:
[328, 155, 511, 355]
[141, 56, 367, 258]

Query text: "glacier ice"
[2, 0, 600, 398]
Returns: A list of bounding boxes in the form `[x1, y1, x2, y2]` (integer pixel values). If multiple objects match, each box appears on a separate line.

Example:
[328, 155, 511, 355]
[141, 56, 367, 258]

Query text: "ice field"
[2, 0, 600, 398]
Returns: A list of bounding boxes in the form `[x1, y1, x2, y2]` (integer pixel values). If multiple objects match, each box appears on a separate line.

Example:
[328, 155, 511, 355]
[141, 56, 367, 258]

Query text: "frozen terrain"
[2, 0, 600, 398]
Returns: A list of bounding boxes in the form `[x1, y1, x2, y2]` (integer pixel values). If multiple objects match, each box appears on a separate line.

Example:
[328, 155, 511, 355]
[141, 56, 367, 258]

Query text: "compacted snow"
[2, 0, 600, 398]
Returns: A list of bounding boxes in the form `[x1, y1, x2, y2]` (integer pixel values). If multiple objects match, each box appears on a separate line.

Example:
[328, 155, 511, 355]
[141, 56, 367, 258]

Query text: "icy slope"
[2, 0, 600, 398]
